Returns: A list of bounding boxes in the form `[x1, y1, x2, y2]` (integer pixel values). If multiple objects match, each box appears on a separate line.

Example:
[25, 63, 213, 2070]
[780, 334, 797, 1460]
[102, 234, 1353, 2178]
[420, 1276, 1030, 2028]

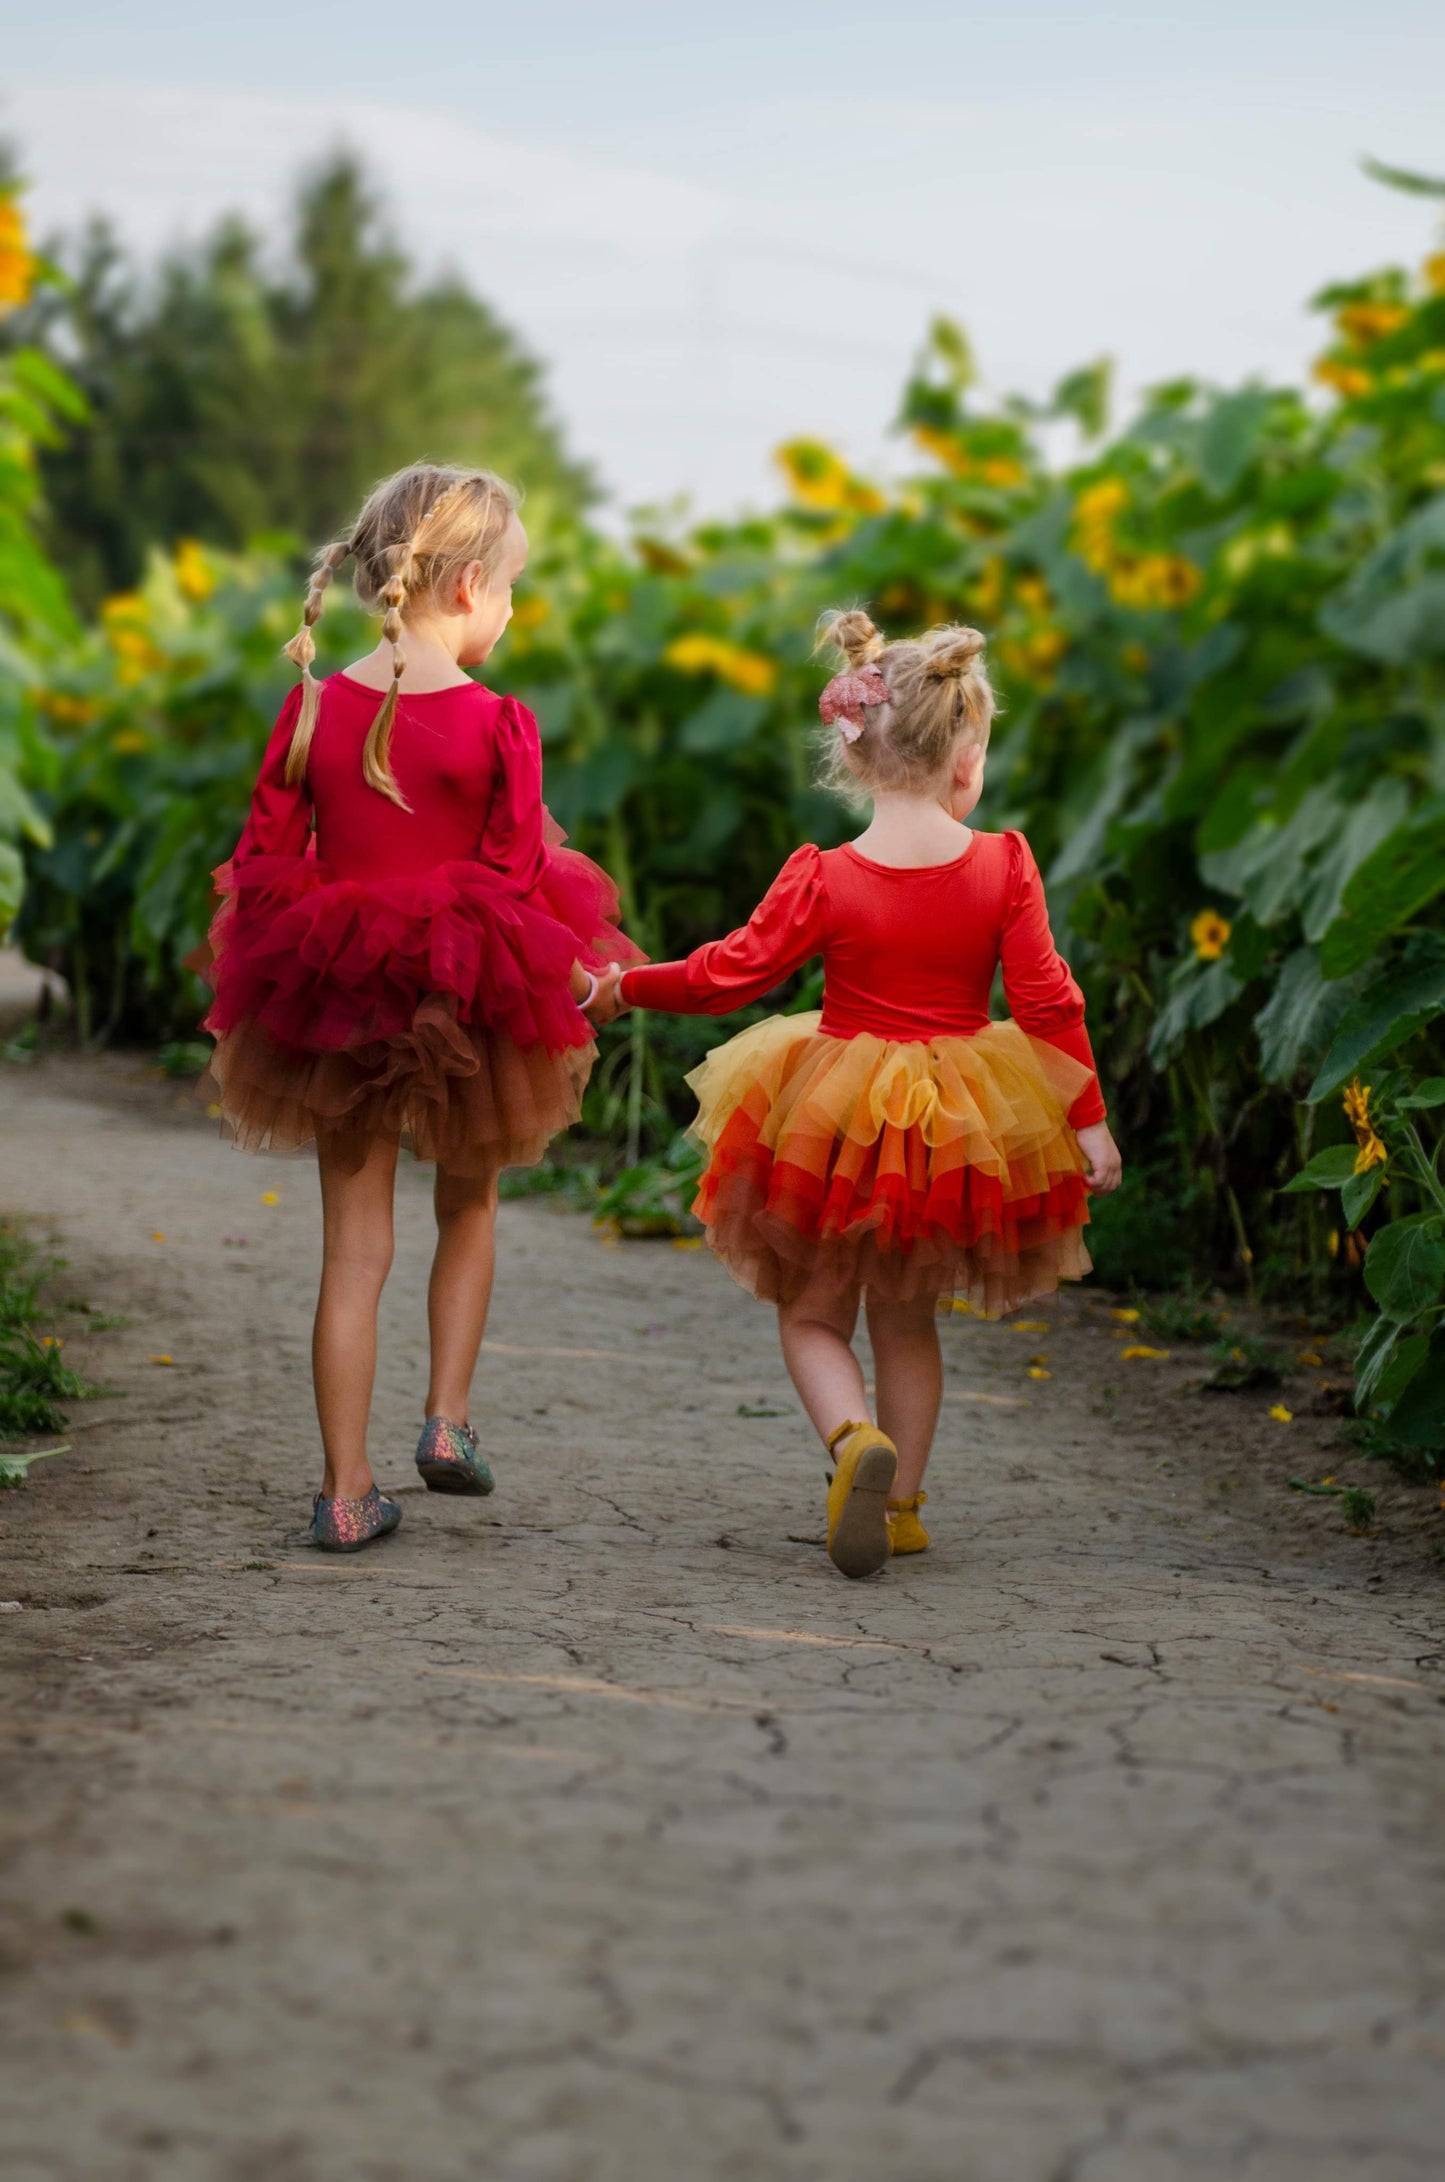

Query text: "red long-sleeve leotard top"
[620, 832, 1106, 1129]
[233, 673, 556, 886]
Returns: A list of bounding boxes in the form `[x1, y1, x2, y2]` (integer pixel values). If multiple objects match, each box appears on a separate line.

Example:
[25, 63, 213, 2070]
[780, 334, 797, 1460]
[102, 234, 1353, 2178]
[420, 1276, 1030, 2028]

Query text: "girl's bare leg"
[866, 1290, 943, 1500]
[777, 1276, 867, 1449]
[313, 1134, 400, 1500]
[425, 1163, 500, 1424]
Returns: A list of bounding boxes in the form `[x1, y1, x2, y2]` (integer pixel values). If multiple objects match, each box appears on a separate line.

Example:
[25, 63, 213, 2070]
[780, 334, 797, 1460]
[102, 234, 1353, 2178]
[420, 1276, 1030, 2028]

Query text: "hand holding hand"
[583, 964, 627, 1026]
[1075, 1121, 1122, 1196]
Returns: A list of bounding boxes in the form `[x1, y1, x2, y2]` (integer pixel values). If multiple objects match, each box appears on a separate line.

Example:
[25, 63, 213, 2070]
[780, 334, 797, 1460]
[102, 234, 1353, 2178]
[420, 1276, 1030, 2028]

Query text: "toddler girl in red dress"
[202, 465, 636, 1550]
[619, 610, 1121, 1580]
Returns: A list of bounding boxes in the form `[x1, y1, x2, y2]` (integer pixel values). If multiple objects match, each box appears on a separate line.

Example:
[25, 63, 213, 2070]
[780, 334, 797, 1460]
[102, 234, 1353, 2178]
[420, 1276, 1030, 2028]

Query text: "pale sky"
[9, 3, 1444, 514]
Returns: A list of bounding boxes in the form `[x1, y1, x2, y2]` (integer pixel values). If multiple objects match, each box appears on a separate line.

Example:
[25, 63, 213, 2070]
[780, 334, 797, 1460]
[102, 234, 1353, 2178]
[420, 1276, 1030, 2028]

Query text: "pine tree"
[23, 154, 592, 600]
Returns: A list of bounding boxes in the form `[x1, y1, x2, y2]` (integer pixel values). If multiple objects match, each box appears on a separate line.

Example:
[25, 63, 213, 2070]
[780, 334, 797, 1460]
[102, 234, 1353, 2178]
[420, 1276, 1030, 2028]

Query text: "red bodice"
[620, 833, 1106, 1128]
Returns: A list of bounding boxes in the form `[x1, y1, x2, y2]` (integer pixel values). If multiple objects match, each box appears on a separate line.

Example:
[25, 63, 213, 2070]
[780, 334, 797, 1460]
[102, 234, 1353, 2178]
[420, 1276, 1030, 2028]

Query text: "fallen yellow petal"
[1120, 1344, 1171, 1361]
[260, 1191, 280, 1206]
[151, 1231, 166, 1243]
[1011, 1320, 1050, 1333]
[206, 1102, 222, 1120]
[1297, 1350, 1323, 1368]
[148, 1354, 174, 1367]
[1027, 1367, 1052, 1380]
[671, 1236, 704, 1251]
[1110, 1307, 1141, 1324]
[1269, 1406, 1293, 1423]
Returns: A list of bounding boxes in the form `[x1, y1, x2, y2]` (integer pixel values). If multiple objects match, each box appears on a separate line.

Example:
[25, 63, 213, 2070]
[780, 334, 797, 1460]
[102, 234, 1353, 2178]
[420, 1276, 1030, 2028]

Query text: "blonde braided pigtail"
[361, 546, 414, 812]
[283, 539, 351, 785]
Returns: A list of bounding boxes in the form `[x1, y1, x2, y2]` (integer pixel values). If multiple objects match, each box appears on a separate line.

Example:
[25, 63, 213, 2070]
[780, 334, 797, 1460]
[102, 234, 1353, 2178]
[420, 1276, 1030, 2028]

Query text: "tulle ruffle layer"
[685, 1013, 1093, 1316]
[198, 840, 638, 1174]
[202, 846, 638, 1058]
[207, 997, 593, 1181]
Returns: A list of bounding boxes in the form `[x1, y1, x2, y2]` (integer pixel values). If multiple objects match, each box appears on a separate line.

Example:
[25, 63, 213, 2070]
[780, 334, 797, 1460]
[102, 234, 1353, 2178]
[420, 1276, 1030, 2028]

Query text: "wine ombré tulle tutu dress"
[619, 832, 1104, 1318]
[200, 674, 640, 1178]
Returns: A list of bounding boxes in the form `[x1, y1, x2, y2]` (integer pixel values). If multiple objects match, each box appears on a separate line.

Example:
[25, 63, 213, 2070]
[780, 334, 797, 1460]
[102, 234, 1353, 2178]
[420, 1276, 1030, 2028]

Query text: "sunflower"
[1342, 1078, 1387, 1174]
[1189, 909, 1232, 961]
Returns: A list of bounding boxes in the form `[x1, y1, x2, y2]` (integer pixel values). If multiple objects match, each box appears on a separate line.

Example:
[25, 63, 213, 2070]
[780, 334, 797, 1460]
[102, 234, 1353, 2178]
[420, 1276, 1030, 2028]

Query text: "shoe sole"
[416, 1460, 493, 1497]
[828, 1445, 897, 1578]
[312, 1518, 402, 1554]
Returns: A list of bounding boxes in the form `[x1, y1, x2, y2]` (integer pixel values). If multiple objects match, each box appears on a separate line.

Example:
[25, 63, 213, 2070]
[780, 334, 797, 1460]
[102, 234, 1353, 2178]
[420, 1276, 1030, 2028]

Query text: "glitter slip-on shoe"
[311, 1485, 403, 1553]
[823, 1420, 897, 1579]
[414, 1416, 495, 1497]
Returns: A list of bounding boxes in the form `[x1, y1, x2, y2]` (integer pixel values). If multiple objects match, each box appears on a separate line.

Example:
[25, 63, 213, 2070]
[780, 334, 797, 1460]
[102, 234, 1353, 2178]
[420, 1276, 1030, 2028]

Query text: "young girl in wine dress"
[201, 465, 636, 1550]
[619, 611, 1121, 1579]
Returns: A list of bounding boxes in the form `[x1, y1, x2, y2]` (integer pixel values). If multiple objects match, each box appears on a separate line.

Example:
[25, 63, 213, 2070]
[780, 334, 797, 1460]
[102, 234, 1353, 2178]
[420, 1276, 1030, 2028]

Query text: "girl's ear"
[956, 740, 985, 790]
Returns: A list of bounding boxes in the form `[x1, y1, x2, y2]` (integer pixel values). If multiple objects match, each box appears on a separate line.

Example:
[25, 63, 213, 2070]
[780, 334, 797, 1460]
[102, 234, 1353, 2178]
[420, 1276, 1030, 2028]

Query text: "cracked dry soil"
[1, 1055, 1443, 2182]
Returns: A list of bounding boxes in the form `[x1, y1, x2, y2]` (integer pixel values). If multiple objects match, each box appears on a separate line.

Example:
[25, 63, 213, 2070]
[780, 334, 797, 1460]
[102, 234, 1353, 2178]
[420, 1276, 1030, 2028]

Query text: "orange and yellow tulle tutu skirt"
[685, 1012, 1093, 1318]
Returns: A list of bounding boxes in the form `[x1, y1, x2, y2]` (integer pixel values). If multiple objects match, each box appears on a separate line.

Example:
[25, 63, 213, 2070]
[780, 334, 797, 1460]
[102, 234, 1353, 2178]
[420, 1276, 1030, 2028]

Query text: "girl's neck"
[345, 619, 475, 694]
[851, 788, 972, 870]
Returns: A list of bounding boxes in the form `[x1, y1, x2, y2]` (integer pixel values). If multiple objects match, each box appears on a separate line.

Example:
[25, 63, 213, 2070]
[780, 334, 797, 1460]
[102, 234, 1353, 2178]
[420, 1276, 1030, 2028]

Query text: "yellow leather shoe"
[886, 1492, 930, 1555]
[824, 1420, 898, 1578]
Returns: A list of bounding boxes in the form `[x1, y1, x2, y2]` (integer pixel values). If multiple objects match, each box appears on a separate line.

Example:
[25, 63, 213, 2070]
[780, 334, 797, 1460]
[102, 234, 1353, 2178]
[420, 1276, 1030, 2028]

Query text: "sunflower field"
[6, 171, 1445, 1451]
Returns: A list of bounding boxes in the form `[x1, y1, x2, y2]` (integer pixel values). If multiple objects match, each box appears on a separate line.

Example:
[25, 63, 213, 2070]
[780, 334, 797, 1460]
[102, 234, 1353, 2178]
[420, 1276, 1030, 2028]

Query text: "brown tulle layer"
[684, 1012, 1094, 1317]
[207, 994, 593, 1181]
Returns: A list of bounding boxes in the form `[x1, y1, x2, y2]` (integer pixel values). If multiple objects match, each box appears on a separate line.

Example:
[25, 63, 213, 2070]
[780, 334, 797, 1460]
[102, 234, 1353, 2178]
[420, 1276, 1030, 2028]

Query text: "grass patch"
[0, 1221, 105, 1465]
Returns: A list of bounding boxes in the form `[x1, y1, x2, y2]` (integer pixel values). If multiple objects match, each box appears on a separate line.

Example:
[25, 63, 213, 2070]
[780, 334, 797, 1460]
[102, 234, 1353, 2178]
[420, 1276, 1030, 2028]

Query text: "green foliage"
[8, 160, 1445, 1438]
[0, 1223, 98, 1454]
[1202, 1336, 1287, 1392]
[20, 156, 593, 600]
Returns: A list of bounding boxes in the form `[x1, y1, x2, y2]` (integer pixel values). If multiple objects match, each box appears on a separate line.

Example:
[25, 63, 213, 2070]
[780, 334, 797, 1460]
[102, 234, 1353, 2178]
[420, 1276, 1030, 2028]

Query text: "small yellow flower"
[35, 692, 97, 728]
[1109, 553, 1202, 610]
[40, 1335, 62, 1350]
[1269, 1404, 1293, 1424]
[260, 1190, 280, 1206]
[1075, 478, 1128, 527]
[1313, 357, 1372, 402]
[775, 438, 885, 516]
[1190, 909, 1232, 961]
[0, 194, 38, 314]
[970, 558, 1006, 621]
[1336, 301, 1408, 346]
[663, 633, 778, 699]
[173, 539, 216, 603]
[1342, 1078, 1387, 1175]
[1121, 1344, 1171, 1361]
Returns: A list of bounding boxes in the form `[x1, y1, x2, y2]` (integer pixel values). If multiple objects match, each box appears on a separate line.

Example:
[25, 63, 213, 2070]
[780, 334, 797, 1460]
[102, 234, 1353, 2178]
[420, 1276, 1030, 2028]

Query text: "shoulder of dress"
[778, 841, 827, 891]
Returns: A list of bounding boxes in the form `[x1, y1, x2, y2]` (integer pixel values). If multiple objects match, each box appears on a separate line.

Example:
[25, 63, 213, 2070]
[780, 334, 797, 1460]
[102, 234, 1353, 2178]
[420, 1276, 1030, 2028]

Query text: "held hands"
[1075, 1121, 1123, 1196]
[582, 964, 628, 1026]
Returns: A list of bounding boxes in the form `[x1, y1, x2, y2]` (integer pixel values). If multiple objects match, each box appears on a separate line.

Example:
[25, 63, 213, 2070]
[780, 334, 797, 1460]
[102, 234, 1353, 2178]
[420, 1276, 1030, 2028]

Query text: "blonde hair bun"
[816, 604, 996, 799]
[923, 626, 987, 680]
[819, 608, 885, 667]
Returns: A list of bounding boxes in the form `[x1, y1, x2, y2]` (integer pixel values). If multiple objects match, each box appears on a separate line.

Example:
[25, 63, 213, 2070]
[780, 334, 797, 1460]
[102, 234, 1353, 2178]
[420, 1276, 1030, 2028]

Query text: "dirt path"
[1, 1056, 1443, 2182]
